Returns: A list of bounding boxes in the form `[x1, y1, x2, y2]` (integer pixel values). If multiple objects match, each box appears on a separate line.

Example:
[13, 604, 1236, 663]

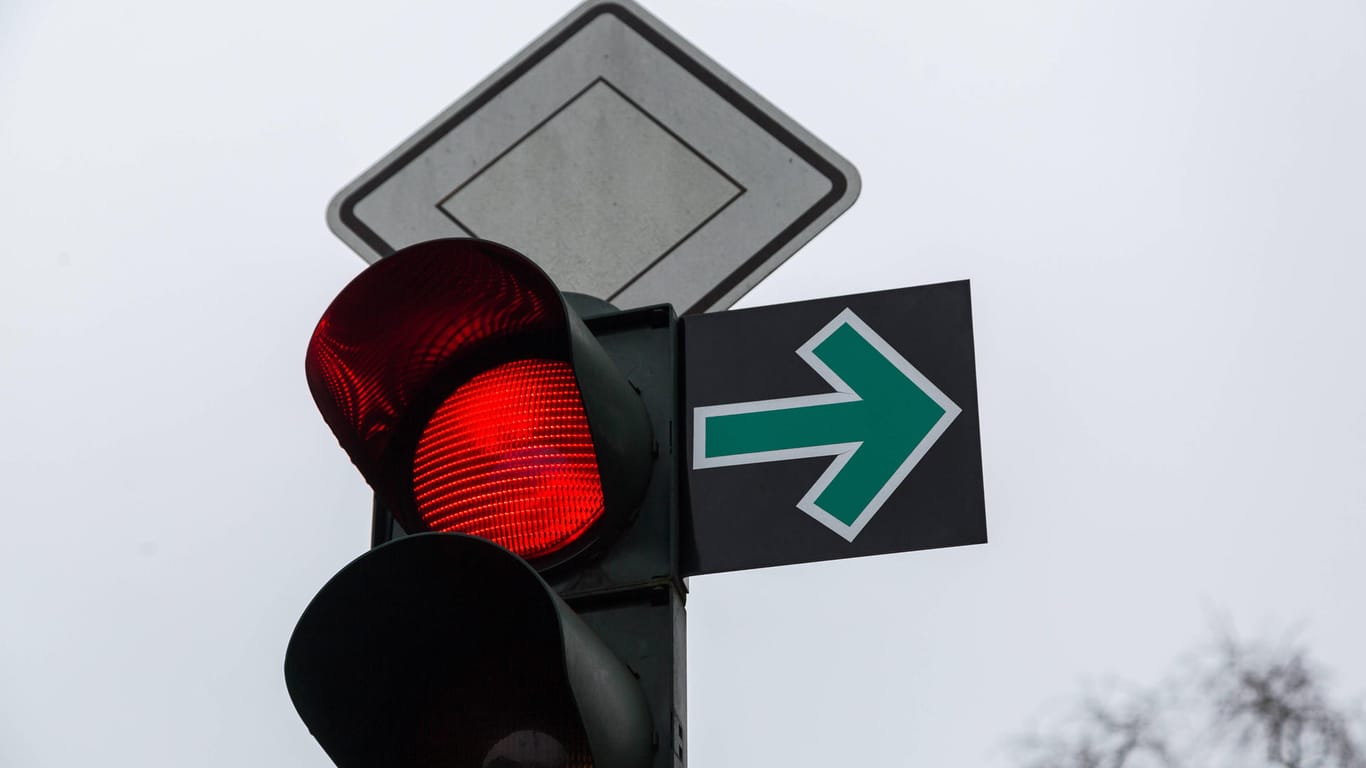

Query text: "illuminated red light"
[411, 358, 605, 561]
[305, 239, 650, 567]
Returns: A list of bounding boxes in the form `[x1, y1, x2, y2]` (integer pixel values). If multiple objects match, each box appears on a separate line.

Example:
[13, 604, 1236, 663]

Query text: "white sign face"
[327, 0, 860, 313]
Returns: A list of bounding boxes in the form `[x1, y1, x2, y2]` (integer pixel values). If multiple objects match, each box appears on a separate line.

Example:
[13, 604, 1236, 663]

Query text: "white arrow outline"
[692, 308, 962, 542]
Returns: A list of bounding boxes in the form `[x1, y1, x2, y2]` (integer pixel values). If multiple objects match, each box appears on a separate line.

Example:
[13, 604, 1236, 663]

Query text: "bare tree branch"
[1201, 632, 1364, 768]
[1013, 630, 1365, 768]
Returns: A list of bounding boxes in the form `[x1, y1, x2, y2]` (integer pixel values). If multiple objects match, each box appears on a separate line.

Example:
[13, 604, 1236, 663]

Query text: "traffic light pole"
[568, 302, 687, 768]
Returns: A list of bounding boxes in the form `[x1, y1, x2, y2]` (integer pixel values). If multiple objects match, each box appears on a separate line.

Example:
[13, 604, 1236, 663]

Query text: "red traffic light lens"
[412, 358, 605, 561]
[306, 239, 654, 568]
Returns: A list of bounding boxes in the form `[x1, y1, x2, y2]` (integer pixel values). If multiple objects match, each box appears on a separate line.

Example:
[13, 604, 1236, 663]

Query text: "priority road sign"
[327, 0, 859, 313]
[683, 281, 985, 575]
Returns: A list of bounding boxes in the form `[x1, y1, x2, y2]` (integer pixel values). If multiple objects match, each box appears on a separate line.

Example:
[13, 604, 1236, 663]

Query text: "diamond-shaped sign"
[327, 0, 860, 313]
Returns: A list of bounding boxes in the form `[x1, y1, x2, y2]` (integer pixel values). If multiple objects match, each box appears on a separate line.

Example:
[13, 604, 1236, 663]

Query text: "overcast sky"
[3, 0, 1365, 766]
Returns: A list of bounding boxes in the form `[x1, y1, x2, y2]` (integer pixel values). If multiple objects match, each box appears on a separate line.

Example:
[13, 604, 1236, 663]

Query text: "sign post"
[301, 5, 986, 766]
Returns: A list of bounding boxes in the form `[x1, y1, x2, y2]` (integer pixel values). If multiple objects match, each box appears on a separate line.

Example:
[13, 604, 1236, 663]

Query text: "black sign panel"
[682, 281, 985, 575]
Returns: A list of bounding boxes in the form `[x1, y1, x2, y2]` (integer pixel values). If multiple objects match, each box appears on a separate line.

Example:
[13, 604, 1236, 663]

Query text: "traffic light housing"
[285, 533, 652, 768]
[288, 239, 685, 768]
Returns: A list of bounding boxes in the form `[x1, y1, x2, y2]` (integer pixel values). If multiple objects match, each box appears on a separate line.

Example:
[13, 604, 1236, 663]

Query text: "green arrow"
[692, 308, 960, 541]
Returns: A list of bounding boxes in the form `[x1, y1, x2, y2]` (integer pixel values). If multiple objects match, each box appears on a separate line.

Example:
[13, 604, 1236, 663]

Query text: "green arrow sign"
[692, 308, 961, 541]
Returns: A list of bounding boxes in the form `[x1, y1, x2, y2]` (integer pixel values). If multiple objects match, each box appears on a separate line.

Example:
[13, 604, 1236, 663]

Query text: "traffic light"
[286, 238, 684, 768]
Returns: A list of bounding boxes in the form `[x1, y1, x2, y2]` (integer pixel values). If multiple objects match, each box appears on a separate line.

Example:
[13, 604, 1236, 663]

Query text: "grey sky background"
[3, 0, 1364, 766]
